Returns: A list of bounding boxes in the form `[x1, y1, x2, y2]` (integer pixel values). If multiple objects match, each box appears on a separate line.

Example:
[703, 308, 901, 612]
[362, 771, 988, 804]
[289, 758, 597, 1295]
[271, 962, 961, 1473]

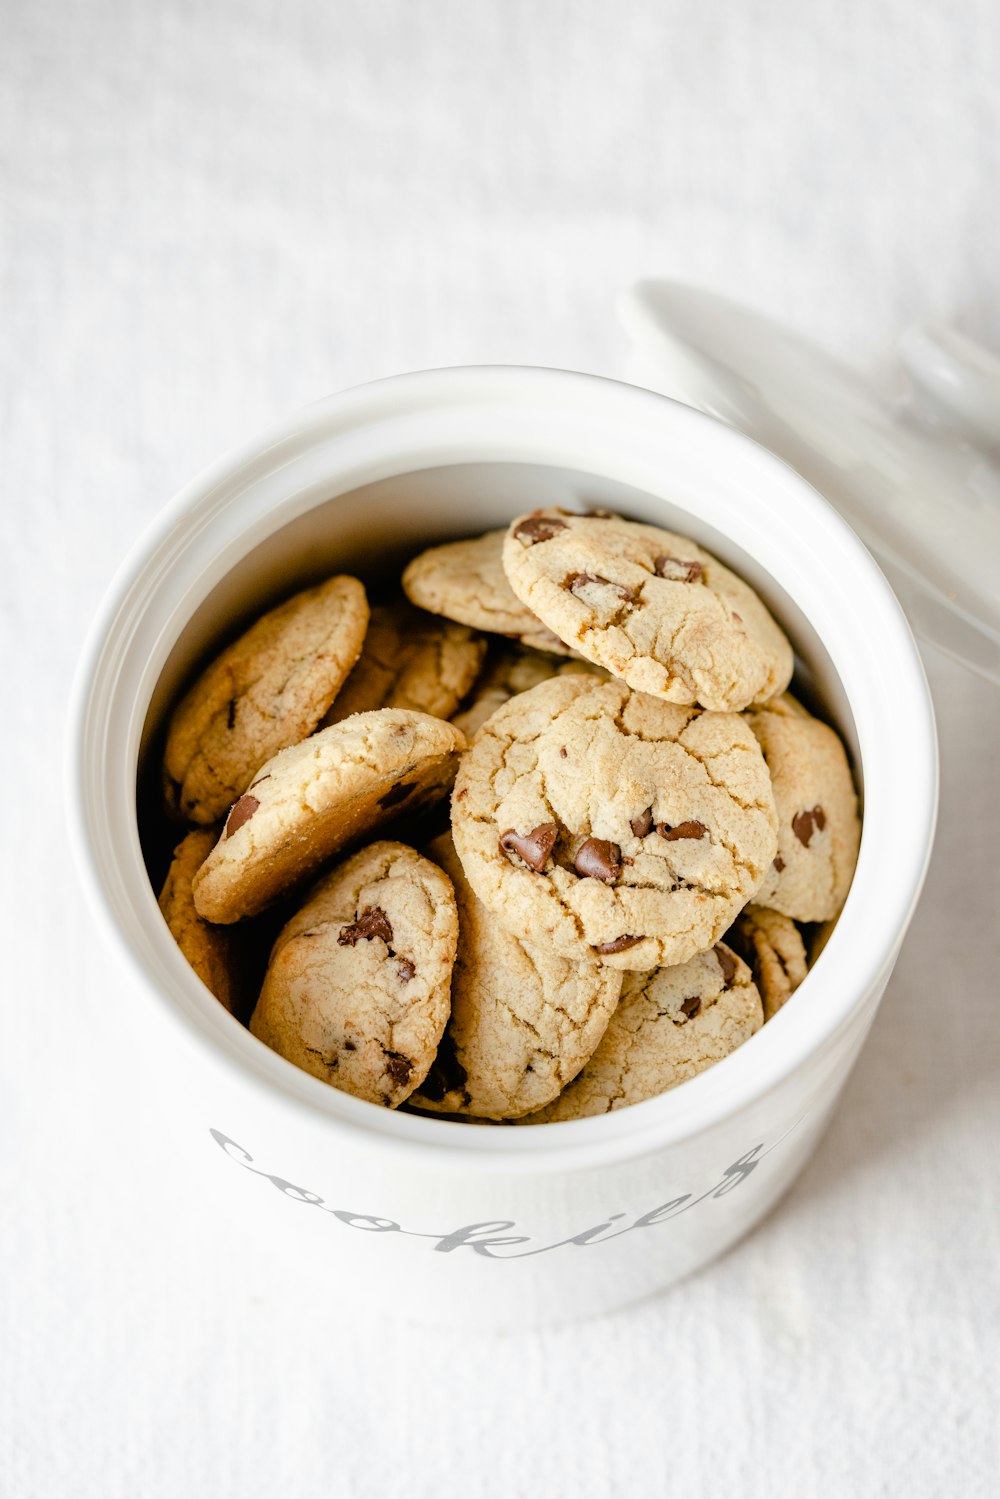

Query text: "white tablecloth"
[4, 2, 999, 1494]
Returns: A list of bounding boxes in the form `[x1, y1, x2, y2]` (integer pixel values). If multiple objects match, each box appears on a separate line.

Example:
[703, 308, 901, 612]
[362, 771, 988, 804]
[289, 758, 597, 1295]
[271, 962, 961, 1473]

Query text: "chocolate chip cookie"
[520, 943, 763, 1121]
[250, 841, 457, 1107]
[157, 829, 238, 1012]
[192, 710, 466, 923]
[321, 602, 486, 727]
[410, 833, 622, 1119]
[502, 509, 793, 711]
[402, 528, 576, 655]
[727, 905, 808, 1021]
[450, 675, 777, 969]
[164, 576, 369, 824]
[744, 694, 860, 921]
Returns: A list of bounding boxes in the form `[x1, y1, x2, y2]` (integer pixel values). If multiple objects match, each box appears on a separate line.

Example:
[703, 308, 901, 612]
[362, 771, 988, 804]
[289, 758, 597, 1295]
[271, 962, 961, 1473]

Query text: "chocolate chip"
[594, 934, 642, 953]
[773, 854, 785, 872]
[379, 780, 416, 809]
[630, 806, 654, 838]
[397, 959, 416, 983]
[499, 823, 559, 871]
[657, 820, 708, 842]
[384, 1051, 413, 1088]
[565, 571, 637, 603]
[654, 555, 703, 583]
[338, 906, 394, 946]
[680, 996, 701, 1019]
[225, 794, 260, 838]
[792, 806, 826, 847]
[559, 747, 568, 758]
[715, 944, 738, 985]
[574, 837, 622, 883]
[512, 514, 569, 545]
[343, 1039, 357, 1052]
[226, 698, 237, 731]
[419, 1031, 468, 1102]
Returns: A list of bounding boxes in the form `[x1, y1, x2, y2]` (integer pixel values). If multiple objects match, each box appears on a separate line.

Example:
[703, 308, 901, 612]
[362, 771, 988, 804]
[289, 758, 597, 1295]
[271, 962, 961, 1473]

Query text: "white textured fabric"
[3, 1, 1000, 1495]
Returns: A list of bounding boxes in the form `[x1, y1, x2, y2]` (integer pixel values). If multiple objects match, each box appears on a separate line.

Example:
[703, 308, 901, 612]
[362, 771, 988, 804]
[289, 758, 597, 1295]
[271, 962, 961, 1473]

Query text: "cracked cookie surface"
[502, 509, 793, 711]
[744, 694, 860, 921]
[450, 675, 777, 969]
[321, 602, 486, 727]
[158, 829, 238, 1012]
[250, 841, 457, 1107]
[192, 710, 466, 923]
[164, 575, 369, 824]
[520, 943, 762, 1121]
[402, 528, 576, 655]
[727, 904, 808, 1021]
[410, 833, 622, 1119]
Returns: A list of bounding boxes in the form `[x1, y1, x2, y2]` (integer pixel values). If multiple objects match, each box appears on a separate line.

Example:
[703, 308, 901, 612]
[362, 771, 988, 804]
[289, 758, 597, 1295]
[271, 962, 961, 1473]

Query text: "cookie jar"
[67, 367, 937, 1328]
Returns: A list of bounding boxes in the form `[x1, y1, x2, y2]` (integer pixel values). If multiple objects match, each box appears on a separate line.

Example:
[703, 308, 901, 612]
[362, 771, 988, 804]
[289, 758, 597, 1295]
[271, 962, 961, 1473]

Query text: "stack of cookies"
[156, 509, 860, 1122]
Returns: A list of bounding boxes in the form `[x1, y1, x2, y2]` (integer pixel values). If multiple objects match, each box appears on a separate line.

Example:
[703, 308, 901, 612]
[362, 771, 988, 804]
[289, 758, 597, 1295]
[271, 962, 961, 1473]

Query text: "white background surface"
[4, 2, 1000, 1495]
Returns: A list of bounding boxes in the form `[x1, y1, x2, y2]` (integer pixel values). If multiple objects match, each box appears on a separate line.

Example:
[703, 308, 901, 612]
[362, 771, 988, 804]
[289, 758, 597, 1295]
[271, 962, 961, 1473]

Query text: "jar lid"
[621, 280, 1000, 688]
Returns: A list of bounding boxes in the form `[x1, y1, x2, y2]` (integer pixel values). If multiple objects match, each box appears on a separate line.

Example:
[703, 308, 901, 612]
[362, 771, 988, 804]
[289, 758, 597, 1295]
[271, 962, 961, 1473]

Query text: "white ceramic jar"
[67, 368, 937, 1328]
